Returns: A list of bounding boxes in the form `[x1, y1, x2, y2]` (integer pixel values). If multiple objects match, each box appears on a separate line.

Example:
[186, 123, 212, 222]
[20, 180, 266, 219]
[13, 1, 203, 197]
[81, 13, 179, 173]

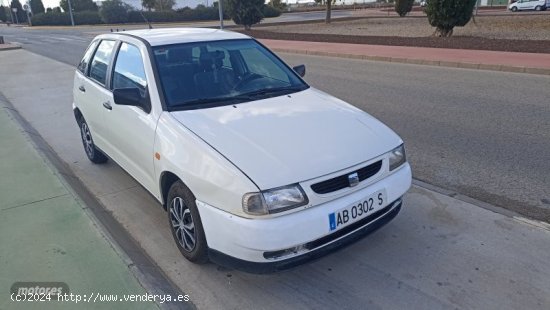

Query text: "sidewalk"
[0, 99, 156, 309]
[260, 39, 550, 75]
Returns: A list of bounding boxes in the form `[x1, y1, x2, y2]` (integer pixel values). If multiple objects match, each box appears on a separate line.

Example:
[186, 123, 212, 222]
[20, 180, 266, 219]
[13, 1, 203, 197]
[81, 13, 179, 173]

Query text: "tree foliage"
[30, 0, 45, 14]
[154, 0, 175, 11]
[425, 0, 477, 37]
[394, 0, 413, 17]
[141, 0, 155, 11]
[59, 0, 98, 13]
[99, 0, 131, 23]
[226, 0, 263, 30]
[0, 5, 7, 22]
[10, 0, 27, 23]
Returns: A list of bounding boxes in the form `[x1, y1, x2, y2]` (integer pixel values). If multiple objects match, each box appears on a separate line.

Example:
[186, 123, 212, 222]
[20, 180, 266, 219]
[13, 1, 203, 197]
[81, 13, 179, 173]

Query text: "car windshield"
[153, 39, 309, 110]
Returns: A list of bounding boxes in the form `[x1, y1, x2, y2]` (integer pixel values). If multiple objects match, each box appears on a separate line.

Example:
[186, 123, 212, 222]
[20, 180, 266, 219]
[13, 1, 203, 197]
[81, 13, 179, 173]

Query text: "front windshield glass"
[153, 39, 308, 110]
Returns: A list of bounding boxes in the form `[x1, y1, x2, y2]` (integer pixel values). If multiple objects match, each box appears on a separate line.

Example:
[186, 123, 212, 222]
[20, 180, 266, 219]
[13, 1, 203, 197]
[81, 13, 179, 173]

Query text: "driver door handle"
[102, 101, 112, 110]
[78, 85, 86, 92]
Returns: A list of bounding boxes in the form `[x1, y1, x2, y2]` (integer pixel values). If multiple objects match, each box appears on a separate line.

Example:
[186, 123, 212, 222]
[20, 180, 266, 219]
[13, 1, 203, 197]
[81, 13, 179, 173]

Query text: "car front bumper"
[197, 163, 412, 273]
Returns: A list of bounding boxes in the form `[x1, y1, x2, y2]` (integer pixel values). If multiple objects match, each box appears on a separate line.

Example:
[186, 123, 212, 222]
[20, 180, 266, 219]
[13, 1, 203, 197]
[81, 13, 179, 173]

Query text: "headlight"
[242, 184, 309, 215]
[389, 144, 406, 171]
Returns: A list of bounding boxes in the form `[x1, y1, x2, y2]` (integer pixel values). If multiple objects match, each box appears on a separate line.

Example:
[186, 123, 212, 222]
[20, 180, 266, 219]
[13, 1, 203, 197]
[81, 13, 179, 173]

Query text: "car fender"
[153, 112, 258, 217]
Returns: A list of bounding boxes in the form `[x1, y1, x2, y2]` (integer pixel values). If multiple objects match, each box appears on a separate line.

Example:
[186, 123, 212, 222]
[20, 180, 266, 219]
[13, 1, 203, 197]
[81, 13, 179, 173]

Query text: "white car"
[73, 28, 412, 273]
[509, 0, 547, 11]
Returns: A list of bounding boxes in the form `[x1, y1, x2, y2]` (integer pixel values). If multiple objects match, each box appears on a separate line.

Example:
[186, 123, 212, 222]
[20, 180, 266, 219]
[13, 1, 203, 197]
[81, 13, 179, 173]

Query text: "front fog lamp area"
[242, 184, 309, 215]
[389, 144, 406, 171]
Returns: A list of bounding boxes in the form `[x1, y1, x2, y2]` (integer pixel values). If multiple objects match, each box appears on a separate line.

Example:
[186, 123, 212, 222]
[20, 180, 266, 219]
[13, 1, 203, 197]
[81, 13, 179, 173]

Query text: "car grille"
[310, 160, 383, 194]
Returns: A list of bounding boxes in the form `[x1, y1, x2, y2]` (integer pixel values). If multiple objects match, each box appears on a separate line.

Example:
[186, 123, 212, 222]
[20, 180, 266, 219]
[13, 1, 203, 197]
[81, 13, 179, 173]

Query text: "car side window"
[112, 43, 148, 97]
[77, 40, 99, 74]
[89, 40, 116, 86]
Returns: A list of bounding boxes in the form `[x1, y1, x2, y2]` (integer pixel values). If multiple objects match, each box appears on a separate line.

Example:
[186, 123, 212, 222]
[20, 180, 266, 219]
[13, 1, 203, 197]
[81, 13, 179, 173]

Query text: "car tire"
[511, 6, 518, 11]
[535, 5, 541, 10]
[167, 180, 208, 263]
[78, 117, 108, 164]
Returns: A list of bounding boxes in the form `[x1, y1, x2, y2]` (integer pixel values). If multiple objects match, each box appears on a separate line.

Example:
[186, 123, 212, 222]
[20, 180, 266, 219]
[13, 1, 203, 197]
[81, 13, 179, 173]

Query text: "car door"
[516, 0, 527, 8]
[102, 40, 158, 192]
[80, 39, 117, 151]
[74, 39, 99, 122]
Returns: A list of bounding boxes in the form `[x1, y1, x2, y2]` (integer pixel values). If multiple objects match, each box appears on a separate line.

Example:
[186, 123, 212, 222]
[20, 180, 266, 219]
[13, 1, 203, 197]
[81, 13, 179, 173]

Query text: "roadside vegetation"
[394, 0, 414, 17]
[25, 0, 281, 26]
[425, 0, 477, 37]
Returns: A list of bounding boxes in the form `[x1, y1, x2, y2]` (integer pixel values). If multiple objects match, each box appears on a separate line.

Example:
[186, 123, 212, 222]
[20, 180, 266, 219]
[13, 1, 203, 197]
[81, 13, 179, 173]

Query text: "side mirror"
[293, 64, 306, 78]
[113, 88, 150, 112]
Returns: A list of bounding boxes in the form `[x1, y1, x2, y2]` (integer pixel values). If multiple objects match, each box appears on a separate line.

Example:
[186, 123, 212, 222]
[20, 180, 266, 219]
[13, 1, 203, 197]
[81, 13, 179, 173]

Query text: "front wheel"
[79, 117, 108, 164]
[511, 6, 518, 11]
[534, 5, 541, 10]
[167, 181, 208, 263]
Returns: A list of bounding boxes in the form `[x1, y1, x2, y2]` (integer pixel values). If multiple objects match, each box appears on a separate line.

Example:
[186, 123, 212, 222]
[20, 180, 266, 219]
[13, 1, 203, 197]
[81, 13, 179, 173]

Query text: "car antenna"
[139, 11, 153, 29]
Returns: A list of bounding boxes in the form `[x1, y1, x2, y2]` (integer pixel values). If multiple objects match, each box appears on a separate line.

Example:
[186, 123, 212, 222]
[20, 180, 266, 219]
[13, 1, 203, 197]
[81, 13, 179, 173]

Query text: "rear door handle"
[78, 85, 86, 92]
[102, 101, 112, 110]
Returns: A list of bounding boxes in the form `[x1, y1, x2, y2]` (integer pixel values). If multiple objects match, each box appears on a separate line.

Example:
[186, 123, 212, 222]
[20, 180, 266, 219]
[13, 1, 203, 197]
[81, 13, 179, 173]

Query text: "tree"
[425, 0, 477, 37]
[394, 0, 413, 17]
[10, 0, 27, 23]
[30, 0, 45, 14]
[226, 0, 263, 30]
[325, 0, 331, 23]
[99, 0, 130, 23]
[0, 5, 7, 22]
[154, 0, 175, 11]
[141, 0, 155, 11]
[59, 0, 98, 12]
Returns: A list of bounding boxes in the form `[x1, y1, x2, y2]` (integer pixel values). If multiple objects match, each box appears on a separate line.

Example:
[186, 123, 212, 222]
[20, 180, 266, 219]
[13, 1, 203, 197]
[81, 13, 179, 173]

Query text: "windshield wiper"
[169, 86, 307, 110]
[239, 86, 305, 98]
[171, 96, 249, 109]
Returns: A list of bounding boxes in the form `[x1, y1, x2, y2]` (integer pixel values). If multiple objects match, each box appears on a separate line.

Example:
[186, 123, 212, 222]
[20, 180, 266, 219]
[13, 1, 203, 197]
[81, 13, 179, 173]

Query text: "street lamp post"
[218, 0, 224, 29]
[67, 0, 75, 26]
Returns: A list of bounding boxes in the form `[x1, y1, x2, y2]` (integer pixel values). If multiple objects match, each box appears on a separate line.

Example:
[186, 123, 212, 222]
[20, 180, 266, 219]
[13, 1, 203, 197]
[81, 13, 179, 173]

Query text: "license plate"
[328, 190, 387, 231]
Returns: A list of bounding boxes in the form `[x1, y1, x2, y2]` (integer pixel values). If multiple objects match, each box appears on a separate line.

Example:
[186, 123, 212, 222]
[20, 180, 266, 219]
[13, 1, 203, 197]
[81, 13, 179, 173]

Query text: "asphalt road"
[2, 25, 550, 220]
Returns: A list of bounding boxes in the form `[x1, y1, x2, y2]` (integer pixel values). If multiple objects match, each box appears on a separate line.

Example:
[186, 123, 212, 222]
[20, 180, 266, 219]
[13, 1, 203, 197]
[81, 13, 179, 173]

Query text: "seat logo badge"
[348, 172, 359, 187]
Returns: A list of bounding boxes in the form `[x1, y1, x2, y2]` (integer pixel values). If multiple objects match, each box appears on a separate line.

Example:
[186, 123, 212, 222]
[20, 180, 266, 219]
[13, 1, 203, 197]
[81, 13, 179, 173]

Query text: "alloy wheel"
[169, 197, 196, 252]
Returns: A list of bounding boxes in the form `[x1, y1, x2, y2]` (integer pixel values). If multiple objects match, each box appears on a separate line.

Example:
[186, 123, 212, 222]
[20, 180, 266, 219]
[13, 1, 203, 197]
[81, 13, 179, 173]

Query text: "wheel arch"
[159, 171, 183, 210]
[73, 107, 84, 124]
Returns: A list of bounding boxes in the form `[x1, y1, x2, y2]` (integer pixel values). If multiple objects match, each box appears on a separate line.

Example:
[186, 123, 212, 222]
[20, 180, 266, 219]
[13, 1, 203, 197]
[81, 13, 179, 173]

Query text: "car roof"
[119, 28, 252, 46]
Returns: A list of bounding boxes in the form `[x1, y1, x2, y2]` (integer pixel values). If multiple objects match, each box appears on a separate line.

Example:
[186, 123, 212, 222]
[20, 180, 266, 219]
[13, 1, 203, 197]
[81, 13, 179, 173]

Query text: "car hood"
[170, 88, 402, 190]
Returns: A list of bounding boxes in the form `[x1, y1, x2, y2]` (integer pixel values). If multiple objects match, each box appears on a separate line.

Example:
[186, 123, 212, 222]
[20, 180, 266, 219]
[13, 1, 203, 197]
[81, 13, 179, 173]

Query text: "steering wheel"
[232, 73, 263, 91]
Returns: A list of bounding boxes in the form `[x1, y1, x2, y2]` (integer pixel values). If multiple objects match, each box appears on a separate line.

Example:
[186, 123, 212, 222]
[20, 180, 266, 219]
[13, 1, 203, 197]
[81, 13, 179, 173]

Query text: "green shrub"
[128, 11, 181, 23]
[31, 11, 101, 25]
[99, 0, 131, 24]
[425, 0, 477, 37]
[261, 4, 281, 18]
[74, 11, 102, 24]
[227, 0, 264, 30]
[394, 0, 414, 17]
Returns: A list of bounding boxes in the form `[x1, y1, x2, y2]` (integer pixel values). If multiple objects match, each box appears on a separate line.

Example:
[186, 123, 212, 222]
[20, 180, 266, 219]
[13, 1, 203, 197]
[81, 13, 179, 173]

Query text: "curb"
[0, 44, 22, 51]
[271, 48, 550, 76]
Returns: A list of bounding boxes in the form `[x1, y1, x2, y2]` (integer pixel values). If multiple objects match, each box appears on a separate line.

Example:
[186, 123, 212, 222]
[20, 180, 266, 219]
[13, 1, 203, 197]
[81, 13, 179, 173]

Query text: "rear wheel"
[167, 181, 208, 263]
[79, 117, 108, 164]
[535, 5, 541, 10]
[511, 6, 518, 11]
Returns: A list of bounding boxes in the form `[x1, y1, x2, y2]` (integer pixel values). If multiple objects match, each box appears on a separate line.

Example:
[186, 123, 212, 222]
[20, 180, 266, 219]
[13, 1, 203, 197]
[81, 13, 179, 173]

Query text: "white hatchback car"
[73, 28, 412, 273]
[509, 0, 547, 11]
